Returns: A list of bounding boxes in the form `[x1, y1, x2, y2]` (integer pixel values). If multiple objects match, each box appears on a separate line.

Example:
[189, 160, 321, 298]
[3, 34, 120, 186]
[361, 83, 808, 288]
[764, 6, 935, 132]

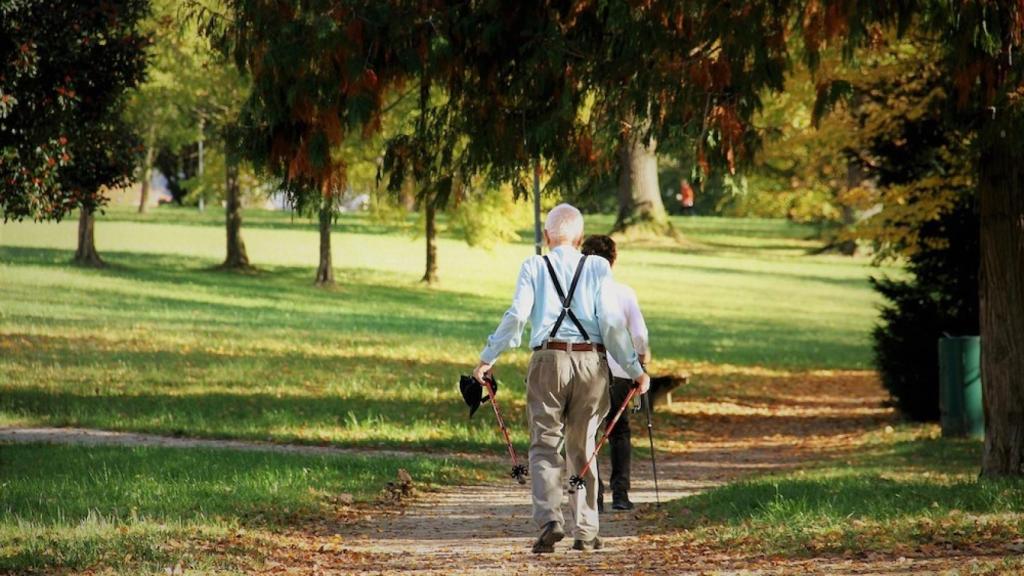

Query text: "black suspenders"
[542, 254, 590, 341]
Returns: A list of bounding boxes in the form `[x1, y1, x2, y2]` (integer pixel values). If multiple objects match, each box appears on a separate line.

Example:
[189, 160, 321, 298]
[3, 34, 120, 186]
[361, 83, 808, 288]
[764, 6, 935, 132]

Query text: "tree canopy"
[193, 0, 1024, 474]
[1, 0, 150, 221]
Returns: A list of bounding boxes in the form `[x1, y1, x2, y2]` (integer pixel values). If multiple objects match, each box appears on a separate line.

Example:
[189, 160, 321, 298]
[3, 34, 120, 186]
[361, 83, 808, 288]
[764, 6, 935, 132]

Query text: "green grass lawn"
[0, 205, 898, 573]
[0, 206, 883, 451]
[1, 442, 489, 573]
[667, 429, 1024, 558]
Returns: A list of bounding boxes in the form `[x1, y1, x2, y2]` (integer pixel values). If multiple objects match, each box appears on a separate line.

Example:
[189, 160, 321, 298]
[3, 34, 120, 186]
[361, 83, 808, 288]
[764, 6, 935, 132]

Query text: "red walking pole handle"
[568, 383, 642, 493]
[481, 377, 528, 484]
[481, 379, 515, 461]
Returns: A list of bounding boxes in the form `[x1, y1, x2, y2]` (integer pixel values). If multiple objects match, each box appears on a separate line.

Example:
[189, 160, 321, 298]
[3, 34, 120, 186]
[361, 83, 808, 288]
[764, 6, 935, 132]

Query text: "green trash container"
[938, 336, 984, 438]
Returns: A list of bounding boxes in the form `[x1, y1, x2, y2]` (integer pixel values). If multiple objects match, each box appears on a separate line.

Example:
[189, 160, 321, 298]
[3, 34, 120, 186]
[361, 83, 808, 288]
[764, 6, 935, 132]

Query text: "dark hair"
[581, 234, 617, 266]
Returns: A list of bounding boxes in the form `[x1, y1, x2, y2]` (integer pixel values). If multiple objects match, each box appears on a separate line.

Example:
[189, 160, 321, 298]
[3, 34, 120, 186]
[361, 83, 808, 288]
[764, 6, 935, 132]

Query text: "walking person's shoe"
[572, 536, 604, 551]
[611, 492, 635, 511]
[531, 521, 565, 554]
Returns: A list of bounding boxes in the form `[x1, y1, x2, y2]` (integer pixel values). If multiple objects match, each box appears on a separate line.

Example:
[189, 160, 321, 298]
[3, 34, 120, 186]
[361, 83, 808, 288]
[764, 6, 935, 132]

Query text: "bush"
[872, 201, 979, 421]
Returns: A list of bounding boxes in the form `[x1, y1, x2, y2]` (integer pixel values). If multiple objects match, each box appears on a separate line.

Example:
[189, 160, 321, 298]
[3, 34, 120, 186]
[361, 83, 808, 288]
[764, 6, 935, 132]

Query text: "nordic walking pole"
[644, 392, 661, 507]
[480, 376, 528, 484]
[568, 383, 643, 494]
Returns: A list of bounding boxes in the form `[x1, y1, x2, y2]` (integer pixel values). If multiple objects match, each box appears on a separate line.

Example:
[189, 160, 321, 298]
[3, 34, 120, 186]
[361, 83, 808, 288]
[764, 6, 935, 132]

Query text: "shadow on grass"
[650, 260, 870, 289]
[97, 207, 527, 245]
[0, 442, 495, 572]
[0, 246, 503, 341]
[669, 436, 1021, 536]
[96, 208, 828, 257]
[97, 208, 415, 235]
[0, 389, 526, 455]
[673, 468, 1024, 531]
[849, 436, 986, 475]
[667, 217, 824, 241]
[1, 349, 530, 455]
[649, 314, 871, 370]
[673, 411, 893, 440]
[1, 443, 457, 523]
[2, 245, 873, 370]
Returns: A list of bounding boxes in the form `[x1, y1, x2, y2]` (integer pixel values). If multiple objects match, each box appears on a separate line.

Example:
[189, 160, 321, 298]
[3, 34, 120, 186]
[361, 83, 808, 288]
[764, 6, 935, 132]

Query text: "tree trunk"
[138, 124, 156, 214]
[422, 199, 438, 284]
[978, 121, 1024, 478]
[836, 161, 864, 256]
[221, 153, 251, 270]
[417, 61, 438, 285]
[400, 181, 416, 211]
[74, 205, 104, 267]
[315, 198, 335, 286]
[614, 123, 672, 235]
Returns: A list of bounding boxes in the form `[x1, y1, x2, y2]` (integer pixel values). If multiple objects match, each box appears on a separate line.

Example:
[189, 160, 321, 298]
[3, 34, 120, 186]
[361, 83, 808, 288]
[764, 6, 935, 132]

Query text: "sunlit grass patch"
[0, 520, 249, 575]
[1, 208, 885, 453]
[666, 433, 1024, 556]
[0, 207, 900, 571]
[0, 442, 494, 573]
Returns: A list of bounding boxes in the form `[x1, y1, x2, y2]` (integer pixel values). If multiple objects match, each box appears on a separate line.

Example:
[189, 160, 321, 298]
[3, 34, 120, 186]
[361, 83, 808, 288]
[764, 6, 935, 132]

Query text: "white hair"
[544, 203, 584, 244]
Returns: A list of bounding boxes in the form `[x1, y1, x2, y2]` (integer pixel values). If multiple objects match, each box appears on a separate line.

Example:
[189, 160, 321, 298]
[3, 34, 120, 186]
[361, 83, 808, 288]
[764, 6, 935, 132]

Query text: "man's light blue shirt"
[479, 245, 644, 379]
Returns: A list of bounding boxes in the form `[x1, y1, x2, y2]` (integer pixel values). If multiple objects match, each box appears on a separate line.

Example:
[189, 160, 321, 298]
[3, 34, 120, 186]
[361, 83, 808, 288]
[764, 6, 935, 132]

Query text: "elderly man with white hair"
[474, 203, 650, 553]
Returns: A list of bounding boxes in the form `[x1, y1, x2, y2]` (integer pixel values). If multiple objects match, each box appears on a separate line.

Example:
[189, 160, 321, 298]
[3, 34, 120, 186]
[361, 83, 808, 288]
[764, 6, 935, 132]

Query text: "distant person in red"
[677, 180, 695, 216]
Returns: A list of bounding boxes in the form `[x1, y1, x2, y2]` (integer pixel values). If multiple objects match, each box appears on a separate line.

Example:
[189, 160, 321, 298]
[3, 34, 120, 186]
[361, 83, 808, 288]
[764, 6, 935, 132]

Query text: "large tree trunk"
[74, 205, 104, 267]
[422, 199, 438, 284]
[221, 153, 251, 270]
[978, 122, 1024, 477]
[138, 125, 156, 214]
[614, 122, 671, 235]
[315, 198, 335, 286]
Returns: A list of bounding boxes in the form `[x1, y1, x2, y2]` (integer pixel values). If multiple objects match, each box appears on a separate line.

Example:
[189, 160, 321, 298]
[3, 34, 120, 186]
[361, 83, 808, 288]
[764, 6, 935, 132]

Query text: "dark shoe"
[572, 537, 604, 551]
[531, 521, 565, 554]
[611, 493, 634, 511]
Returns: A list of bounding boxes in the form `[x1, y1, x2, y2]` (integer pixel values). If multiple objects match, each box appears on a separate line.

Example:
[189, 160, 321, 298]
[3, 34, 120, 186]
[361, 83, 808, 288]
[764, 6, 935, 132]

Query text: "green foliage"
[192, 0, 419, 213]
[838, 47, 974, 260]
[448, 185, 531, 250]
[193, 1, 803, 216]
[742, 35, 981, 262]
[124, 0, 204, 157]
[126, 0, 253, 208]
[0, 0, 150, 220]
[192, 0, 1024, 235]
[792, 38, 982, 422]
[420, 2, 793, 198]
[872, 201, 980, 422]
[745, 61, 855, 223]
[179, 146, 265, 206]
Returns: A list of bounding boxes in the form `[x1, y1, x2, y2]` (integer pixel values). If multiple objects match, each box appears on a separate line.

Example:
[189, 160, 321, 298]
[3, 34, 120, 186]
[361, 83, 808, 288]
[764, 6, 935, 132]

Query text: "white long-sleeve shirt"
[478, 245, 644, 379]
[606, 281, 649, 379]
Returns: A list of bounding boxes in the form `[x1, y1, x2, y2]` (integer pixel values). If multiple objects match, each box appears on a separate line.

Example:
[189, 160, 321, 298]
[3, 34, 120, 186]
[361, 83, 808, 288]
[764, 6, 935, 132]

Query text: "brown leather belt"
[533, 341, 606, 353]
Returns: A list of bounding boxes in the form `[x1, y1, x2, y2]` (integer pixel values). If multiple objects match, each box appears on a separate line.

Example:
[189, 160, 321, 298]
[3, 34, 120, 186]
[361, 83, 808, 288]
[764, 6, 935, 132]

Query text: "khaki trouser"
[526, 348, 611, 540]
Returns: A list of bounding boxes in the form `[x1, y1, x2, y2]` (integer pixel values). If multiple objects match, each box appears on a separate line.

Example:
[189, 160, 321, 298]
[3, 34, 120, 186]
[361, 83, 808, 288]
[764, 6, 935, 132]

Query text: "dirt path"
[0, 426, 495, 463]
[256, 370, 987, 575]
[7, 372, 1011, 574]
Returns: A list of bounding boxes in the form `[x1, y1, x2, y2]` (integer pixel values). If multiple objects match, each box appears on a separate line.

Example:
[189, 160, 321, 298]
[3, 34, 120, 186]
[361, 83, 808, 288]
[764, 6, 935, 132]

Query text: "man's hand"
[473, 361, 494, 387]
[633, 372, 650, 395]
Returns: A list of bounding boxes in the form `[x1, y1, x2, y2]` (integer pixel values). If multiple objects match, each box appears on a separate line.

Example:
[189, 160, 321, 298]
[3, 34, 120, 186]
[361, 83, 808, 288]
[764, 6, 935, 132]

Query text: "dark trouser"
[598, 376, 632, 499]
